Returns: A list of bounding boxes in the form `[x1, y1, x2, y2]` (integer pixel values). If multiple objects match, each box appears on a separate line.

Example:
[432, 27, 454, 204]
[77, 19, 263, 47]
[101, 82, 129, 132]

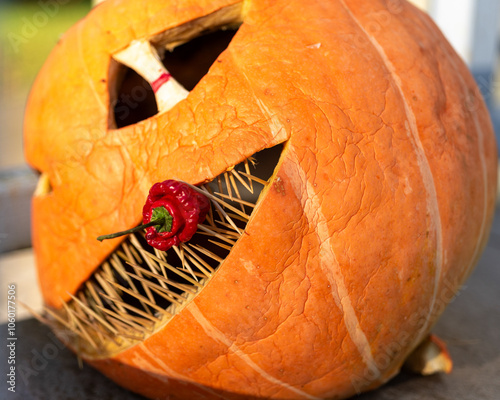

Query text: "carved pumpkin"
[24, 0, 497, 399]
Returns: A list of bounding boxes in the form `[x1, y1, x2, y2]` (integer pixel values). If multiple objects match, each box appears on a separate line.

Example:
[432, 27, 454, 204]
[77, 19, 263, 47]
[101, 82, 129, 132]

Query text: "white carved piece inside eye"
[113, 40, 189, 113]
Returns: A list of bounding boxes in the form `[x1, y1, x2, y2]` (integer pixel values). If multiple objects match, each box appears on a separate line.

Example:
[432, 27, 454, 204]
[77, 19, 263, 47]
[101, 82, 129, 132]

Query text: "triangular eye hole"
[111, 27, 238, 129]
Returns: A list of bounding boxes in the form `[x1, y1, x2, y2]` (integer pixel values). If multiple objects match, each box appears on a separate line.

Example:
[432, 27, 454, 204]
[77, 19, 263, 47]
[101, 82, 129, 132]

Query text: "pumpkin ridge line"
[416, 11, 490, 287]
[134, 343, 232, 399]
[188, 303, 321, 399]
[285, 144, 381, 383]
[339, 0, 443, 349]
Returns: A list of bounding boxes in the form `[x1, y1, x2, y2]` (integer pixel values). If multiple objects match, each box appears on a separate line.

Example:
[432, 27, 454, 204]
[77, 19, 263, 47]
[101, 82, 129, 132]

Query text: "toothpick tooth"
[86, 281, 105, 309]
[121, 267, 185, 303]
[215, 191, 256, 209]
[238, 170, 268, 186]
[182, 248, 213, 277]
[21, 301, 54, 328]
[243, 159, 254, 193]
[187, 183, 251, 220]
[113, 39, 188, 113]
[172, 245, 199, 282]
[124, 271, 185, 305]
[211, 195, 243, 235]
[123, 261, 198, 294]
[183, 244, 215, 273]
[224, 172, 233, 200]
[226, 212, 250, 223]
[228, 172, 244, 212]
[106, 279, 172, 316]
[127, 238, 143, 265]
[217, 175, 224, 194]
[150, 249, 170, 289]
[202, 184, 228, 224]
[110, 254, 155, 315]
[73, 291, 109, 344]
[147, 287, 182, 309]
[231, 168, 254, 194]
[123, 257, 157, 305]
[130, 234, 169, 288]
[189, 244, 224, 263]
[205, 200, 217, 228]
[99, 292, 163, 323]
[43, 307, 91, 346]
[101, 261, 118, 282]
[208, 239, 233, 251]
[119, 314, 156, 332]
[120, 242, 138, 265]
[68, 293, 119, 335]
[95, 272, 127, 314]
[96, 308, 147, 339]
[138, 249, 203, 288]
[153, 246, 167, 262]
[198, 224, 237, 246]
[62, 301, 99, 350]
[202, 223, 240, 239]
[116, 249, 132, 264]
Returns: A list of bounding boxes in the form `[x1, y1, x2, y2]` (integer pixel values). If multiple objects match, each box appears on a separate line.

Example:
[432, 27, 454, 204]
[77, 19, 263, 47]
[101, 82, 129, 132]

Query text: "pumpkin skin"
[24, 0, 498, 399]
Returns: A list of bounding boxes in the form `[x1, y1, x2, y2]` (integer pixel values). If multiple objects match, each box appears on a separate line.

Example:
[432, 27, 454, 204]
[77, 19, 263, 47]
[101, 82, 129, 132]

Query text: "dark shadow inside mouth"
[46, 143, 284, 355]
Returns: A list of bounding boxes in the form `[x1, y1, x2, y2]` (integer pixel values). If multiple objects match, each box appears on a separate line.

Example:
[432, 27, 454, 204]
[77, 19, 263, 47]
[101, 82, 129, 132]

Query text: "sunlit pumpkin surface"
[24, 0, 497, 399]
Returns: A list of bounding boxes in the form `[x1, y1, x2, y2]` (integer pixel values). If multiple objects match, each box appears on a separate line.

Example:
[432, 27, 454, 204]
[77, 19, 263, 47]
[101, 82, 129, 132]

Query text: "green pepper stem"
[97, 219, 163, 242]
[97, 206, 173, 242]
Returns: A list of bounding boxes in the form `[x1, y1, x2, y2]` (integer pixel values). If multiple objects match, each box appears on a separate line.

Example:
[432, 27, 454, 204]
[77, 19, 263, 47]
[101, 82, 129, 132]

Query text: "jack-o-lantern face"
[24, 0, 497, 399]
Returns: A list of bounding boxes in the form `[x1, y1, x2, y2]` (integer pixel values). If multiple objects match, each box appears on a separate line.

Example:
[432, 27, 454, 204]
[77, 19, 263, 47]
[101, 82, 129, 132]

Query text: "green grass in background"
[0, 0, 91, 168]
[0, 0, 91, 92]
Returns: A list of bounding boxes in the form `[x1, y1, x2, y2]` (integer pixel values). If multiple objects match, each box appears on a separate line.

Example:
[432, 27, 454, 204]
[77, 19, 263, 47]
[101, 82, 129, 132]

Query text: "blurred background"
[0, 0, 499, 318]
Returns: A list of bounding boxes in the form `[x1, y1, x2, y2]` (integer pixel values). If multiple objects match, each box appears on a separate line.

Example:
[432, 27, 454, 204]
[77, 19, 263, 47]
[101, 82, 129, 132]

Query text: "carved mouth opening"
[110, 4, 243, 128]
[41, 144, 284, 358]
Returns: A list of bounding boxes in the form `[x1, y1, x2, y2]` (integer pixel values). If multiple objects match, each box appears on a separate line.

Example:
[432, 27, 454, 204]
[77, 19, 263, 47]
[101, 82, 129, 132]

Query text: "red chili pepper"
[97, 180, 210, 251]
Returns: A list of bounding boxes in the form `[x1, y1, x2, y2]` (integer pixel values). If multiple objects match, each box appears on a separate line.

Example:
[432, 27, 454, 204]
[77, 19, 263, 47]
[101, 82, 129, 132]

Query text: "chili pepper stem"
[97, 206, 173, 242]
[97, 220, 162, 242]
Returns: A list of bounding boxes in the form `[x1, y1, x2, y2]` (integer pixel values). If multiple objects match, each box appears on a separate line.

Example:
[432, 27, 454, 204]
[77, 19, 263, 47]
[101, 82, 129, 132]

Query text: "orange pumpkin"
[24, 0, 498, 399]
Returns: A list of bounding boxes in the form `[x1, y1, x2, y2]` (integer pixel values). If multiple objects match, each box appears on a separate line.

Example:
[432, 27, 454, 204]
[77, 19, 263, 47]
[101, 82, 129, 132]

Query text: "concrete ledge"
[0, 166, 37, 253]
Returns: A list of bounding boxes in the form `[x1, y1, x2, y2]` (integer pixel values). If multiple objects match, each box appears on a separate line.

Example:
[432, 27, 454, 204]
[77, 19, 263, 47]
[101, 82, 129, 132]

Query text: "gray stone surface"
[1, 206, 499, 400]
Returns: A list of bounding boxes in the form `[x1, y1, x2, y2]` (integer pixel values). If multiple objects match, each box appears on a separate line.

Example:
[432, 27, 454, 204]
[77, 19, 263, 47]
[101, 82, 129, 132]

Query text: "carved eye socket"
[111, 28, 238, 129]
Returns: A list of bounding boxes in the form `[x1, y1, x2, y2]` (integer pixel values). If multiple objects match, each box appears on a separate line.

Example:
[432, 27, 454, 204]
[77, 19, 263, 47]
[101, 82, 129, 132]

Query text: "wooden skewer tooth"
[113, 39, 188, 113]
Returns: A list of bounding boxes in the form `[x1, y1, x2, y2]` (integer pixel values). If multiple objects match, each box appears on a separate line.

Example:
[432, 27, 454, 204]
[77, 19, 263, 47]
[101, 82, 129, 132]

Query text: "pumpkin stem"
[97, 206, 172, 242]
